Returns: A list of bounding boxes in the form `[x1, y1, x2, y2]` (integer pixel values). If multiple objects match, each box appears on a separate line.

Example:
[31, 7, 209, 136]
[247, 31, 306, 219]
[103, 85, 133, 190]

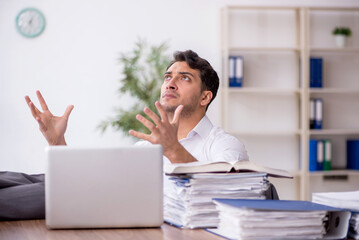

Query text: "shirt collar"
[186, 115, 213, 140]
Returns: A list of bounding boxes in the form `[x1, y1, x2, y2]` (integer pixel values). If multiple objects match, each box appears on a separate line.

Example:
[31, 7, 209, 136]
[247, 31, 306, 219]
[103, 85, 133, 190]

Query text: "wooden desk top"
[0, 220, 223, 240]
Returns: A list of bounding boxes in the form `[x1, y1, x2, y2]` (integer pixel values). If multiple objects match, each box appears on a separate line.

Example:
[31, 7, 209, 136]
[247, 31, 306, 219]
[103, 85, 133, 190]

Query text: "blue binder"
[310, 57, 323, 88]
[347, 140, 359, 170]
[228, 56, 243, 87]
[208, 199, 351, 240]
[309, 139, 318, 171]
[314, 98, 323, 130]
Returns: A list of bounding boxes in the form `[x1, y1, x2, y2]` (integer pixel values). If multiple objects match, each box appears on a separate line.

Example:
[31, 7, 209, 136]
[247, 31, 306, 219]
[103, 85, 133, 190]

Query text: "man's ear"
[200, 91, 213, 107]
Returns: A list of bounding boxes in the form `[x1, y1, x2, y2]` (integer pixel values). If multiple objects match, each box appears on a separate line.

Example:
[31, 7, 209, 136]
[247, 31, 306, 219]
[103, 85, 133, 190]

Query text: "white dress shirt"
[136, 115, 249, 164]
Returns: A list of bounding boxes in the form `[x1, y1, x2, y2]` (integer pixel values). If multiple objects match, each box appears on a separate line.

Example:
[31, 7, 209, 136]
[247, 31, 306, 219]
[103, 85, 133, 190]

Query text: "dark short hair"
[166, 50, 220, 110]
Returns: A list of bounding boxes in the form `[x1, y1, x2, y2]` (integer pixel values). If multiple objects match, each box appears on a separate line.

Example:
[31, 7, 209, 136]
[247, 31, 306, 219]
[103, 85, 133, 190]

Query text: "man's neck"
[175, 111, 205, 140]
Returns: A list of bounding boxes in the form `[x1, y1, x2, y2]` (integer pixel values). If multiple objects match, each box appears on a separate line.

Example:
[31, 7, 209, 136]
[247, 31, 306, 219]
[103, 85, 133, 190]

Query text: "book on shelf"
[313, 191, 359, 239]
[310, 57, 323, 88]
[347, 140, 359, 170]
[228, 56, 243, 87]
[309, 139, 332, 172]
[164, 160, 293, 178]
[207, 198, 351, 240]
[164, 172, 270, 229]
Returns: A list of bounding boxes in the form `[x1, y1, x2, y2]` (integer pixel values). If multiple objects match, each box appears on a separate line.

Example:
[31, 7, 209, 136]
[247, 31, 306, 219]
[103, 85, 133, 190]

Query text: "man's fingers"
[27, 101, 41, 119]
[129, 130, 151, 142]
[172, 105, 184, 124]
[144, 107, 161, 125]
[136, 114, 156, 132]
[25, 96, 39, 114]
[155, 101, 169, 123]
[36, 90, 49, 111]
[24, 95, 31, 105]
[63, 105, 74, 120]
[36, 117, 47, 131]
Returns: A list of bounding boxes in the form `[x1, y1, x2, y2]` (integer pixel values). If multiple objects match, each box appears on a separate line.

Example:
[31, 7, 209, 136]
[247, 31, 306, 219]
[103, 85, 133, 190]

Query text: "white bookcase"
[221, 6, 359, 200]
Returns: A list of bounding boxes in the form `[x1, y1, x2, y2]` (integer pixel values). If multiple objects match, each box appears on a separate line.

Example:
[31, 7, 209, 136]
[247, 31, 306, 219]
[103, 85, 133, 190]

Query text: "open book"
[164, 160, 293, 178]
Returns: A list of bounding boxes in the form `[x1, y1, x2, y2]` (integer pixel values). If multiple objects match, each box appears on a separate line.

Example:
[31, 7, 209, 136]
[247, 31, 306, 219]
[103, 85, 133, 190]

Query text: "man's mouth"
[162, 91, 178, 99]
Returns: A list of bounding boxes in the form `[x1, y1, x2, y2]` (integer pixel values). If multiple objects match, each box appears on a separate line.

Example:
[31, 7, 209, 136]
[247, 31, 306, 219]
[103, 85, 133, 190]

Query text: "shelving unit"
[221, 6, 359, 200]
[307, 7, 359, 199]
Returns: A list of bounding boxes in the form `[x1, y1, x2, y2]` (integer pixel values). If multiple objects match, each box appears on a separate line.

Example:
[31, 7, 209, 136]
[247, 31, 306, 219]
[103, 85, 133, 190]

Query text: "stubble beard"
[160, 94, 201, 119]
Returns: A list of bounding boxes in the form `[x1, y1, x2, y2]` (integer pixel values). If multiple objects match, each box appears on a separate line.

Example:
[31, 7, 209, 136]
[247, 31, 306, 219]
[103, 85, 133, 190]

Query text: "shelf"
[227, 88, 300, 94]
[222, 6, 359, 201]
[227, 6, 301, 10]
[309, 7, 359, 12]
[231, 130, 301, 136]
[309, 88, 359, 94]
[309, 169, 359, 177]
[310, 48, 359, 53]
[310, 129, 359, 135]
[228, 47, 300, 52]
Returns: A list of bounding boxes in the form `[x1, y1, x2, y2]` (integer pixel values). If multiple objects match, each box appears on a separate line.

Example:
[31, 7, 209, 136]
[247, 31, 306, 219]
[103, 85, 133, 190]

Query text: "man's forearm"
[164, 142, 198, 163]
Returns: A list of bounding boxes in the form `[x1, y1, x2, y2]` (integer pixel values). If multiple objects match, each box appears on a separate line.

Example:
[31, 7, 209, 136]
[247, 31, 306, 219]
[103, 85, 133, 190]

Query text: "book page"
[164, 161, 234, 174]
[233, 161, 293, 178]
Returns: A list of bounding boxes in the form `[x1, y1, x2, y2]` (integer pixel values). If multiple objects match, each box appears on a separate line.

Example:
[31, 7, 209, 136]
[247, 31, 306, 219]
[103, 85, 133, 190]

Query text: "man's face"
[160, 61, 203, 117]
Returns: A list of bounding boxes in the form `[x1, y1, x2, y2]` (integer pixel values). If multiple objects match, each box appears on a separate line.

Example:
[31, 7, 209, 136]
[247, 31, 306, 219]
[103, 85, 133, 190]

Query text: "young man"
[25, 50, 249, 163]
[0, 50, 249, 220]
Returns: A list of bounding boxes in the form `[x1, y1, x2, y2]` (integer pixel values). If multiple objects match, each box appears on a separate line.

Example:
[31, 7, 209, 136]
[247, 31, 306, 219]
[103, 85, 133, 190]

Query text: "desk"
[0, 220, 223, 240]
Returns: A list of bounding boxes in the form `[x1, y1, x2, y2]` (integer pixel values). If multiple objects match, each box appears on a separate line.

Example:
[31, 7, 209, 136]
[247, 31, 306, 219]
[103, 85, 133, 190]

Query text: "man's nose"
[166, 77, 178, 90]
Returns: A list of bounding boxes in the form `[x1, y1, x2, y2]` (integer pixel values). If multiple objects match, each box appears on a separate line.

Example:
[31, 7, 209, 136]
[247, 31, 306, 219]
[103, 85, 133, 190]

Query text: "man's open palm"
[25, 90, 73, 145]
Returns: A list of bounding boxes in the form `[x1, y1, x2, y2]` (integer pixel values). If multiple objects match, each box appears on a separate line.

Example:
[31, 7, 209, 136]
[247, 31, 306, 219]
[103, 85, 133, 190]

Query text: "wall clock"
[16, 8, 46, 38]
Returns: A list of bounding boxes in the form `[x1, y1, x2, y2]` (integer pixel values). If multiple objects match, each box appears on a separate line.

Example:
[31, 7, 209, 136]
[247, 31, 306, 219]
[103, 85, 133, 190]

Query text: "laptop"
[45, 145, 163, 229]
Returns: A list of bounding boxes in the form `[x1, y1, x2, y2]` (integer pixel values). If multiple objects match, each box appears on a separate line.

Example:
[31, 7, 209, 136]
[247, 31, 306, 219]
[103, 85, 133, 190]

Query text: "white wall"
[1, 0, 359, 174]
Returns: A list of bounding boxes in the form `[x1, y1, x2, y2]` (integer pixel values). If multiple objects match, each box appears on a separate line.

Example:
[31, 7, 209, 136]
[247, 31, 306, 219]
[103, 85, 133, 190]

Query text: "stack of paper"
[164, 172, 269, 229]
[313, 191, 359, 239]
[350, 214, 359, 240]
[209, 199, 350, 240]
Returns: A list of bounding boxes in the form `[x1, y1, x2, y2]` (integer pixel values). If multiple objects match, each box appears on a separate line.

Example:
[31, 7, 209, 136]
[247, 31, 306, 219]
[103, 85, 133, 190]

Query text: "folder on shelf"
[207, 199, 351, 240]
[310, 57, 323, 88]
[347, 140, 359, 170]
[314, 98, 323, 129]
[309, 139, 318, 171]
[310, 98, 315, 129]
[228, 56, 235, 86]
[317, 140, 324, 171]
[228, 56, 243, 87]
[323, 139, 332, 171]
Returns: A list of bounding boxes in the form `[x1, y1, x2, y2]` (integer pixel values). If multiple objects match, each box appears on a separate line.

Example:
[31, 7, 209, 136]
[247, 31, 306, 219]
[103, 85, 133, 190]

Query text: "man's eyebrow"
[164, 71, 195, 77]
[178, 72, 194, 77]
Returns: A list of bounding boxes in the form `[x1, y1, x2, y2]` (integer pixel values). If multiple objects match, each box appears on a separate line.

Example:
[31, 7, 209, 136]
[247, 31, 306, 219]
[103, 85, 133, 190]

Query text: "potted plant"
[98, 39, 170, 138]
[332, 27, 352, 48]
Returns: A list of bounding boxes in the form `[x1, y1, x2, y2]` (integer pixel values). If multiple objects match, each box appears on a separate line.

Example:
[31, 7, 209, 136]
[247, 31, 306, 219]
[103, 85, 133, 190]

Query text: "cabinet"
[220, 6, 359, 200]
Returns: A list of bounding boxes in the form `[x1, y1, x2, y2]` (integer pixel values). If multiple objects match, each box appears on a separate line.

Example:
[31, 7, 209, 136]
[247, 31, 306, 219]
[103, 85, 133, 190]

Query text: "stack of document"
[164, 172, 269, 229]
[209, 199, 350, 240]
[313, 191, 359, 239]
[350, 214, 359, 240]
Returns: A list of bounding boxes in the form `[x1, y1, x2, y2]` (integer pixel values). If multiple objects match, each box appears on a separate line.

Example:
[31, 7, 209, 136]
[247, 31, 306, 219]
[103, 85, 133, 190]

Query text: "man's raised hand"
[25, 90, 74, 145]
[129, 101, 183, 158]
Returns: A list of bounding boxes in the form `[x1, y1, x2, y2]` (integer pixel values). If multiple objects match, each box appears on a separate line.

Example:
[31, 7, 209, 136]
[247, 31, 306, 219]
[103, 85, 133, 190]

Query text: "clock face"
[16, 8, 46, 38]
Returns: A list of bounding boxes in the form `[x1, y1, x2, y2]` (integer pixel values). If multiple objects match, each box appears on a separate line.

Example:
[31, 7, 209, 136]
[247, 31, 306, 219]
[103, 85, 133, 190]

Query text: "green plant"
[332, 27, 352, 37]
[98, 39, 170, 136]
